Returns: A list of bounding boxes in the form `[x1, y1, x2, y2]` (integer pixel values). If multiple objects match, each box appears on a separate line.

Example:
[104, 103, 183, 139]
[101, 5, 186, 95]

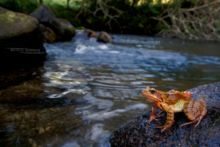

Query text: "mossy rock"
[0, 7, 38, 39]
[97, 31, 112, 43]
[52, 18, 76, 41]
[0, 7, 46, 65]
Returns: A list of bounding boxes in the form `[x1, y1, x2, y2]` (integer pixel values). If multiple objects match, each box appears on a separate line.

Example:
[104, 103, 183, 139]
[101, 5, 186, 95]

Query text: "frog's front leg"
[148, 106, 157, 123]
[156, 102, 174, 132]
[148, 105, 161, 122]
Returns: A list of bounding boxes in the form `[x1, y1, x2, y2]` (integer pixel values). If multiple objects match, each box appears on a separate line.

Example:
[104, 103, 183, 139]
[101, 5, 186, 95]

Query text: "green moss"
[0, 8, 38, 39]
[0, 11, 16, 23]
[0, 9, 36, 23]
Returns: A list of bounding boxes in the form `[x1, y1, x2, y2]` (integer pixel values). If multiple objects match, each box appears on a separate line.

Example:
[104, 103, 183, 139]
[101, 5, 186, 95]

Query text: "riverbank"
[0, 0, 219, 41]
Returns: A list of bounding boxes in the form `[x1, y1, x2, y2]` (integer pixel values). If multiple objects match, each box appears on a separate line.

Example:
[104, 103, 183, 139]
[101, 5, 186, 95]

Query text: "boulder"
[110, 82, 220, 146]
[84, 29, 97, 38]
[97, 31, 112, 43]
[52, 18, 76, 41]
[0, 7, 46, 65]
[30, 5, 55, 25]
[40, 24, 56, 43]
[0, 8, 38, 40]
[31, 5, 75, 41]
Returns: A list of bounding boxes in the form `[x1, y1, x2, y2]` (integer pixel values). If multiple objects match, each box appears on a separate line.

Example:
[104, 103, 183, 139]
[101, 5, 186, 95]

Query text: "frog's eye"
[149, 89, 156, 94]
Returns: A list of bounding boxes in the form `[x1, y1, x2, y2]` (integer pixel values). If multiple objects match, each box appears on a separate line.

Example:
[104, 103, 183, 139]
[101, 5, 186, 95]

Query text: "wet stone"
[110, 82, 220, 147]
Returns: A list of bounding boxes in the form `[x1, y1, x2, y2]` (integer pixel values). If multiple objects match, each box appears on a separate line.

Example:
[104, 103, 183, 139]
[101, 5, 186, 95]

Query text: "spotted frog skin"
[142, 87, 207, 132]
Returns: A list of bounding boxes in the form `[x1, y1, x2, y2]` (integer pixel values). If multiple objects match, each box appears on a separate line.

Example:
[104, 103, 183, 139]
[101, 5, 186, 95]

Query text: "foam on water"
[80, 103, 147, 121]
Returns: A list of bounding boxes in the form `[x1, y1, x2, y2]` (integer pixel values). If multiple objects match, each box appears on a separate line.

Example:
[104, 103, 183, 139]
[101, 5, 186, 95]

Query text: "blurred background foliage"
[0, 0, 219, 39]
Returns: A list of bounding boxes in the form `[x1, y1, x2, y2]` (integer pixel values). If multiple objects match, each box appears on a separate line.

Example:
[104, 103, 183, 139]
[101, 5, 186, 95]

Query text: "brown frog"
[142, 87, 207, 132]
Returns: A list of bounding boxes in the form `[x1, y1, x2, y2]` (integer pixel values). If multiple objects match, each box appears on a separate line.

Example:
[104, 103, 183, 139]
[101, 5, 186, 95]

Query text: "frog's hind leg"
[193, 103, 207, 127]
[194, 98, 207, 127]
[181, 100, 195, 127]
[180, 112, 206, 128]
[181, 99, 207, 128]
[180, 120, 196, 127]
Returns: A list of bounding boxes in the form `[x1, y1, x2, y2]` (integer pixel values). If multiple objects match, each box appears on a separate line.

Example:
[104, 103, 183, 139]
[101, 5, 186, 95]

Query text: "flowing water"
[0, 31, 220, 146]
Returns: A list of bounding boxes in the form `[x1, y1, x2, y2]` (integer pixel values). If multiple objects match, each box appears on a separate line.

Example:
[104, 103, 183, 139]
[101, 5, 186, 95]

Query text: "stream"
[0, 31, 220, 146]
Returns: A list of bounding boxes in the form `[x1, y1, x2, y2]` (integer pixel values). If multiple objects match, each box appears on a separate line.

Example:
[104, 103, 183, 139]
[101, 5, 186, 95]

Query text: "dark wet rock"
[31, 5, 75, 42]
[30, 5, 55, 25]
[0, 77, 43, 102]
[85, 29, 97, 38]
[51, 18, 75, 41]
[97, 31, 112, 43]
[40, 24, 56, 43]
[110, 82, 220, 147]
[0, 7, 46, 64]
[0, 67, 41, 89]
[0, 104, 82, 146]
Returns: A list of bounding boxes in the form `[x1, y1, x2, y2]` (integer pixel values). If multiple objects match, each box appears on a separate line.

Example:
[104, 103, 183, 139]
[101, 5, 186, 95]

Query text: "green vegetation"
[0, 0, 37, 13]
[0, 0, 219, 40]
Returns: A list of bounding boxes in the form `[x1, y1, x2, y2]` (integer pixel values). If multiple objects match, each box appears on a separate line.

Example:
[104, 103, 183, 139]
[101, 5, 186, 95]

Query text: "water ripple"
[12, 31, 219, 146]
